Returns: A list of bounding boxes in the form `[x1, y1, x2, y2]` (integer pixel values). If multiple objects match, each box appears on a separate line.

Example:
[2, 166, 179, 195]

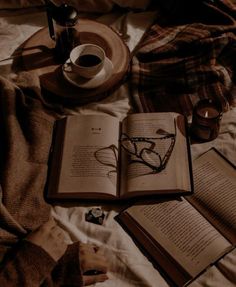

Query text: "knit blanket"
[131, 0, 236, 115]
[0, 72, 57, 259]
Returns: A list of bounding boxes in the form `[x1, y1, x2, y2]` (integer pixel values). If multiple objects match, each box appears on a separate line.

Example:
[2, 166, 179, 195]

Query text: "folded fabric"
[0, 72, 56, 259]
[131, 0, 236, 115]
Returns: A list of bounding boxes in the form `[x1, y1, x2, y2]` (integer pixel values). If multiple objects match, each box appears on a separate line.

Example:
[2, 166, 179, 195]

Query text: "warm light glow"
[204, 110, 208, 118]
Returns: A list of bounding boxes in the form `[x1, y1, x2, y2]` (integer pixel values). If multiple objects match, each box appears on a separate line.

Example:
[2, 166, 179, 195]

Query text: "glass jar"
[190, 99, 223, 142]
[54, 4, 79, 61]
[46, 2, 79, 62]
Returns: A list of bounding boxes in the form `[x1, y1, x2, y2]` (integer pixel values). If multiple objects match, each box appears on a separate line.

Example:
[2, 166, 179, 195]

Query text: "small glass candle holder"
[190, 99, 223, 142]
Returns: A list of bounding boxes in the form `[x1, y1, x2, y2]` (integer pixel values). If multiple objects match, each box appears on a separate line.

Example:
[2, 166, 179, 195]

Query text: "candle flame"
[205, 110, 209, 118]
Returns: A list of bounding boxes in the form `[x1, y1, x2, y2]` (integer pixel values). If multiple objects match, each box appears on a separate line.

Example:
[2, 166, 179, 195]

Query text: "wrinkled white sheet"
[0, 10, 235, 287]
[52, 108, 236, 287]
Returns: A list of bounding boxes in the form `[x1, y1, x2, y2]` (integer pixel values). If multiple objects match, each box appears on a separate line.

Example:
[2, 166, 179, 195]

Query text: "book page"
[120, 113, 191, 196]
[126, 199, 232, 277]
[187, 149, 236, 244]
[57, 115, 120, 196]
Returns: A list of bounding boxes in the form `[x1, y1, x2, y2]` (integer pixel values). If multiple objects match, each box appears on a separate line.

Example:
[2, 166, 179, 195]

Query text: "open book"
[116, 148, 236, 286]
[46, 112, 193, 201]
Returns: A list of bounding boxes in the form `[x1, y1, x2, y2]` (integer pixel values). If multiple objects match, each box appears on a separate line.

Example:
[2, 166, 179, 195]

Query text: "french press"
[45, 0, 79, 62]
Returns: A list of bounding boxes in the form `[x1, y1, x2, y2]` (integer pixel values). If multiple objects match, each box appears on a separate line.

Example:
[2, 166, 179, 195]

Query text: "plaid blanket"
[131, 0, 236, 116]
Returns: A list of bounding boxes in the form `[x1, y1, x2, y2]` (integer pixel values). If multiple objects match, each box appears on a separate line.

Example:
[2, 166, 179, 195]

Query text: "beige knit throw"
[0, 72, 57, 260]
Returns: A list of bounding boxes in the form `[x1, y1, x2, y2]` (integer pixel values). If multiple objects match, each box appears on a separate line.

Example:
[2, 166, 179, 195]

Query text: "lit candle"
[197, 106, 220, 119]
[191, 99, 222, 142]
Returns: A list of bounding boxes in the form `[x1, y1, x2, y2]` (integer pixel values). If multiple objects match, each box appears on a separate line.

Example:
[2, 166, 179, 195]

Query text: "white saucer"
[62, 57, 113, 89]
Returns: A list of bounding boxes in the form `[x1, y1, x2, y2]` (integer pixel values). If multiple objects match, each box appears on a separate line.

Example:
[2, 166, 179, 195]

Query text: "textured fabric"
[0, 73, 83, 286]
[0, 73, 54, 256]
[0, 241, 56, 287]
[42, 242, 83, 287]
[0, 240, 83, 287]
[131, 0, 236, 115]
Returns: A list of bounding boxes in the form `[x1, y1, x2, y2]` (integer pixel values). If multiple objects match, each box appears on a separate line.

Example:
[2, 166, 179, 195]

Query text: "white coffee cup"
[69, 44, 105, 78]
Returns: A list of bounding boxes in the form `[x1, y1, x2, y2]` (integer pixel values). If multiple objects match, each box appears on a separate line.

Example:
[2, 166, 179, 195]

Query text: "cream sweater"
[0, 73, 83, 286]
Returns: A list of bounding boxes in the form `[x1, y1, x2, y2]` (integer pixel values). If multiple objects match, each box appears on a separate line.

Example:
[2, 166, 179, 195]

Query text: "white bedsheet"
[52, 108, 236, 287]
[0, 10, 235, 287]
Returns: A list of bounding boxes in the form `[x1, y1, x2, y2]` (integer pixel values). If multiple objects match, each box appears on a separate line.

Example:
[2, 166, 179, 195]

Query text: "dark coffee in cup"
[70, 44, 105, 78]
[76, 54, 102, 67]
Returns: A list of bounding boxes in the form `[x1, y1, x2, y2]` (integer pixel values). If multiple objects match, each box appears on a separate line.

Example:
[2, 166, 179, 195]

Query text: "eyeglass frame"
[119, 119, 177, 173]
[94, 144, 118, 180]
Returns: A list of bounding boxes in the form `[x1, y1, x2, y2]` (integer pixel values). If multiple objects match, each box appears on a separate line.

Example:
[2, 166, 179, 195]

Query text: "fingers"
[79, 243, 97, 254]
[79, 243, 104, 255]
[79, 243, 108, 275]
[80, 251, 108, 273]
[81, 256, 108, 274]
[83, 273, 108, 286]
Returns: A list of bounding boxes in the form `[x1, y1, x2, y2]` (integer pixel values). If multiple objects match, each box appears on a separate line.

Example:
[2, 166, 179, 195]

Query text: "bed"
[0, 1, 236, 286]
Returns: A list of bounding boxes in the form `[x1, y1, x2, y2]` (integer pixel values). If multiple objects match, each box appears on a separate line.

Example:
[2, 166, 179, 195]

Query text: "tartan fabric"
[131, 0, 236, 116]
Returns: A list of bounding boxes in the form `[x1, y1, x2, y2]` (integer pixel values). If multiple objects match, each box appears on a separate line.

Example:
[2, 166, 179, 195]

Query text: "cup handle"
[63, 60, 74, 73]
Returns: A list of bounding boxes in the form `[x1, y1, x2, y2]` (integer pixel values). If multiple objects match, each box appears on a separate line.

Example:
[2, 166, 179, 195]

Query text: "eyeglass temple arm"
[161, 120, 177, 166]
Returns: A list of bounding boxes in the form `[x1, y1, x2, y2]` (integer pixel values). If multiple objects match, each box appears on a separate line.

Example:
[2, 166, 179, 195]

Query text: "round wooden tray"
[21, 19, 130, 105]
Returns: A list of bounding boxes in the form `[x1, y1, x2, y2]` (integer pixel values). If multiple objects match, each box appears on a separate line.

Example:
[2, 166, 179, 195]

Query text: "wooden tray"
[21, 19, 130, 105]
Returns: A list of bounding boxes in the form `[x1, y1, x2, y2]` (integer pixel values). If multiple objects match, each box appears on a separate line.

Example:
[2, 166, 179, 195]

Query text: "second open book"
[46, 112, 193, 201]
[116, 148, 236, 286]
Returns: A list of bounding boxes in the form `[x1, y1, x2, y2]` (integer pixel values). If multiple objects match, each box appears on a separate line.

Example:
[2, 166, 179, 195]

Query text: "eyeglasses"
[120, 119, 176, 174]
[94, 120, 176, 179]
[94, 144, 118, 185]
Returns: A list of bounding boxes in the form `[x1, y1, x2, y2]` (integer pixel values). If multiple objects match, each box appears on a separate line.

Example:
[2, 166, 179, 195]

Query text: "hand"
[26, 218, 67, 261]
[79, 243, 109, 286]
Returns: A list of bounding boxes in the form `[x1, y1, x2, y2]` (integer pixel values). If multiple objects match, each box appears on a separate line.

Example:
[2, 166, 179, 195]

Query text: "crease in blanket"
[0, 72, 59, 260]
[131, 0, 236, 115]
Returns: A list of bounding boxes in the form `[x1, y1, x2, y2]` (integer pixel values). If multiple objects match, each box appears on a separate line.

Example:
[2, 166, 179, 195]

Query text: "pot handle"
[44, 0, 55, 40]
